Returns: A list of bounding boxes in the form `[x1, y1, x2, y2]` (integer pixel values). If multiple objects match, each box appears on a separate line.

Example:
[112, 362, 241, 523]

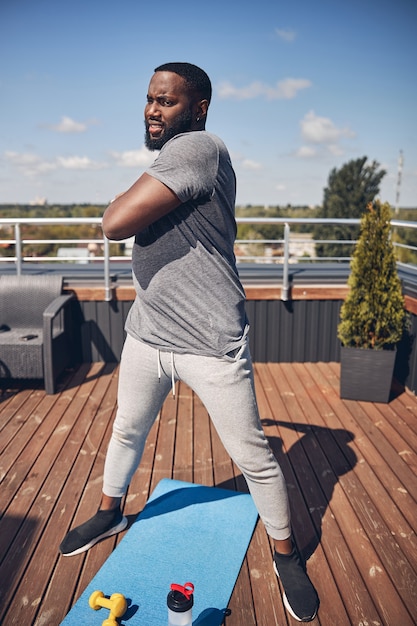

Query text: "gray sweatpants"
[103, 333, 291, 541]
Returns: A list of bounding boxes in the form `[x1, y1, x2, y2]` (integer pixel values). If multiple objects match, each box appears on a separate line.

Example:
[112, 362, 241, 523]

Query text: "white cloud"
[5, 147, 156, 177]
[295, 111, 356, 159]
[241, 159, 262, 171]
[110, 147, 156, 168]
[5, 151, 41, 166]
[56, 156, 107, 170]
[327, 144, 345, 156]
[47, 116, 88, 133]
[276, 28, 296, 42]
[300, 110, 355, 144]
[295, 146, 317, 158]
[275, 183, 287, 191]
[231, 152, 263, 171]
[4, 150, 107, 175]
[35, 160, 58, 173]
[217, 77, 311, 100]
[5, 151, 56, 175]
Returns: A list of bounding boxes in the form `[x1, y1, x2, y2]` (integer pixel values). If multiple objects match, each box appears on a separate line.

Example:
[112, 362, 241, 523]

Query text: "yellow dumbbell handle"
[89, 590, 127, 621]
[102, 619, 118, 626]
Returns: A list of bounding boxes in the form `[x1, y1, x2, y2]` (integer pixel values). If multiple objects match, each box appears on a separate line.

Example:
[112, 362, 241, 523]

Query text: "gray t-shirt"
[125, 131, 248, 356]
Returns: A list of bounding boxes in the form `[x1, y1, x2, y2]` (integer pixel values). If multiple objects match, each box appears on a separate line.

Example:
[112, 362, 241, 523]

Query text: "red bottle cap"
[170, 582, 194, 601]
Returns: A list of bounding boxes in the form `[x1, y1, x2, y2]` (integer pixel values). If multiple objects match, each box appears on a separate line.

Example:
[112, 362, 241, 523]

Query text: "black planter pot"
[340, 346, 396, 403]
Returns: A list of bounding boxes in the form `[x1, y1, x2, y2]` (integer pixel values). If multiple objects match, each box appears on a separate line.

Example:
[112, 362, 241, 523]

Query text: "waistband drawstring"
[157, 349, 162, 381]
[170, 351, 176, 397]
[156, 349, 176, 397]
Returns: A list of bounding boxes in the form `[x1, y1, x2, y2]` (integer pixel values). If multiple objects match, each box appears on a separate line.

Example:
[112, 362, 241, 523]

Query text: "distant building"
[29, 197, 48, 206]
[57, 247, 90, 264]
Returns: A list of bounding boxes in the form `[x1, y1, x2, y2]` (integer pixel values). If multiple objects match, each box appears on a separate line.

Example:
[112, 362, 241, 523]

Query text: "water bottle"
[167, 582, 194, 626]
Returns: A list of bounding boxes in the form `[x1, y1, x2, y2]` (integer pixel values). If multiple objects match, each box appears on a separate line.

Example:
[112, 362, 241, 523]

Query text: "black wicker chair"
[0, 275, 74, 394]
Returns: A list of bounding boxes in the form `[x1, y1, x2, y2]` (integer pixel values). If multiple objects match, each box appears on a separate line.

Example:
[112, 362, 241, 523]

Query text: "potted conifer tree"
[338, 200, 406, 402]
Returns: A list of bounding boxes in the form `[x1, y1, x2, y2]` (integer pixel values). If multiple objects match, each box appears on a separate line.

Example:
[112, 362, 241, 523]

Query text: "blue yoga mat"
[61, 479, 258, 625]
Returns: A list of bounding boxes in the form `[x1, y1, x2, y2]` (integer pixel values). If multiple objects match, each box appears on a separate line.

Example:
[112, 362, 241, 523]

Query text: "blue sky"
[1, 0, 416, 208]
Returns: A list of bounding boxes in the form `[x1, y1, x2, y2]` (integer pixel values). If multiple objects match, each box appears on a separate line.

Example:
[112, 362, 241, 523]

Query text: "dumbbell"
[89, 590, 127, 626]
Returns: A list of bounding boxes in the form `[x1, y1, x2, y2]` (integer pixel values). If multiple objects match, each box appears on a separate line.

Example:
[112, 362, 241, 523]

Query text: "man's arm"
[102, 172, 181, 240]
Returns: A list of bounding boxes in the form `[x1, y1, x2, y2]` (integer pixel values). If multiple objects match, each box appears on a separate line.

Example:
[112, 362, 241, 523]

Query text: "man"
[59, 62, 319, 622]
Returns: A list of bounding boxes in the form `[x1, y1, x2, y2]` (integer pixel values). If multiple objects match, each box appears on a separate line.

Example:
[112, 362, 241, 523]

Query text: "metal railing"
[1, 217, 416, 301]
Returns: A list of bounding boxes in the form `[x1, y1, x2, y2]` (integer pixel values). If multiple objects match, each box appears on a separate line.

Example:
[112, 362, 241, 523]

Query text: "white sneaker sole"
[62, 516, 128, 557]
[274, 560, 318, 622]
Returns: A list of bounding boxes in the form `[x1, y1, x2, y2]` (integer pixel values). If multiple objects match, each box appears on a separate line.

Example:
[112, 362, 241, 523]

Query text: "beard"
[144, 107, 193, 151]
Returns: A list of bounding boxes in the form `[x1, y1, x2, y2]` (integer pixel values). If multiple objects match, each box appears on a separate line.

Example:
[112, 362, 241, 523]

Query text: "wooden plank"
[320, 363, 417, 511]
[150, 388, 178, 492]
[1, 362, 417, 626]
[69, 284, 350, 303]
[226, 559, 257, 626]
[244, 524, 285, 626]
[119, 352, 163, 520]
[209, 410, 235, 488]
[73, 284, 351, 302]
[0, 366, 91, 559]
[67, 286, 109, 301]
[192, 390, 214, 486]
[304, 362, 417, 625]
[281, 362, 373, 626]
[367, 402, 417, 474]
[404, 294, 417, 315]
[296, 363, 417, 575]
[35, 367, 119, 626]
[0, 363, 113, 626]
[397, 386, 417, 420]
[126, 411, 161, 515]
[0, 388, 18, 422]
[206, 402, 257, 626]
[320, 363, 416, 528]
[67, 285, 417, 323]
[257, 362, 374, 625]
[392, 389, 417, 437]
[70, 367, 123, 597]
[245, 369, 293, 626]
[256, 363, 329, 626]
[0, 388, 45, 458]
[0, 390, 56, 511]
[173, 381, 193, 484]
[300, 363, 417, 621]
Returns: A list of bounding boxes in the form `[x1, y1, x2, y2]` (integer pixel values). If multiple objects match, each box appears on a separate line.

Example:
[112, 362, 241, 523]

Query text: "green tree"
[314, 157, 386, 259]
[338, 200, 405, 349]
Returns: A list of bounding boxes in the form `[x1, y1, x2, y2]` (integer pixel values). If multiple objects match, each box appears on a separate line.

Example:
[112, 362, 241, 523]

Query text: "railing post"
[281, 222, 290, 301]
[14, 223, 22, 275]
[103, 236, 112, 301]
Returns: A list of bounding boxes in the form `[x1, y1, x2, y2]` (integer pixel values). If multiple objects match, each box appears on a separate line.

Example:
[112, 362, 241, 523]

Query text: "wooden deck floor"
[1, 362, 416, 626]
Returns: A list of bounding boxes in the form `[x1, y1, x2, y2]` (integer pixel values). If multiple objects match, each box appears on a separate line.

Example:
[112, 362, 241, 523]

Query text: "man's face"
[144, 71, 194, 151]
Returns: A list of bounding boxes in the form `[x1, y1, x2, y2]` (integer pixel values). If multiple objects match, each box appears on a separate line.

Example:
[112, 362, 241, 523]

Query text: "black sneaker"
[59, 508, 128, 556]
[273, 545, 319, 622]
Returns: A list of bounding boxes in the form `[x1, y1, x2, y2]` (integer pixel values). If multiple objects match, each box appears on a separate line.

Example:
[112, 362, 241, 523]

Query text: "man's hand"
[110, 191, 126, 203]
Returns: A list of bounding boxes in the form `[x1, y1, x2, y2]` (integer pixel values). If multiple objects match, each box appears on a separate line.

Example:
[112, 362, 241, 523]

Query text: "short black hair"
[154, 62, 212, 104]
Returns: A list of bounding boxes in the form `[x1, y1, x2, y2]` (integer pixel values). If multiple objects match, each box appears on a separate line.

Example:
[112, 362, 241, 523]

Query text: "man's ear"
[197, 99, 209, 120]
